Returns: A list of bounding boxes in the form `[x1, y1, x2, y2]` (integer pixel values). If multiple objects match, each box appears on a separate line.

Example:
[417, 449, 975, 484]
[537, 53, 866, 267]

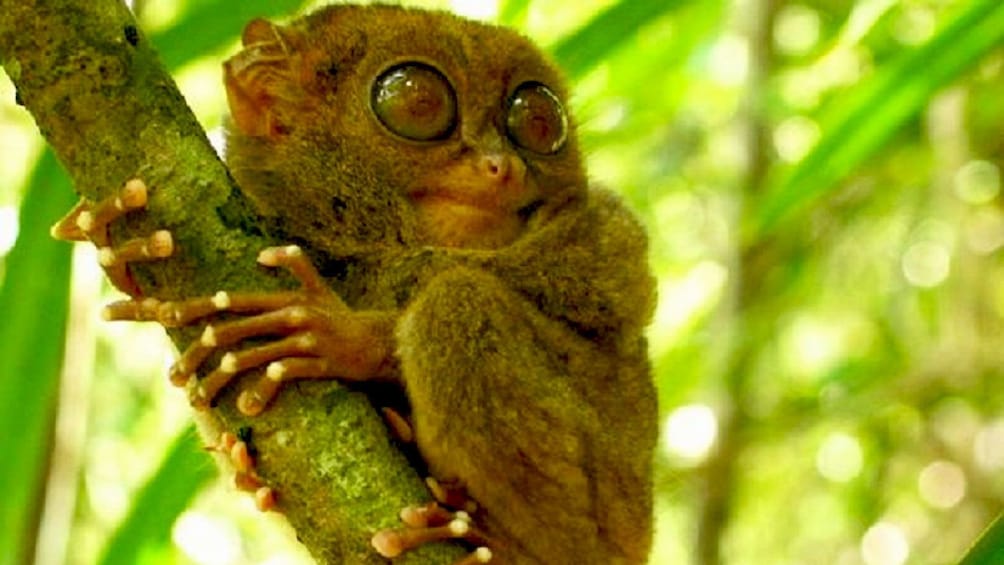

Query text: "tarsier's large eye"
[372, 63, 457, 141]
[506, 82, 568, 155]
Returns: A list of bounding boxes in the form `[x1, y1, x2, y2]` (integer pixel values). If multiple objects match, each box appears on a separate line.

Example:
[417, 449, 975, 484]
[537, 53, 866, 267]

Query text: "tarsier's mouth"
[409, 183, 536, 217]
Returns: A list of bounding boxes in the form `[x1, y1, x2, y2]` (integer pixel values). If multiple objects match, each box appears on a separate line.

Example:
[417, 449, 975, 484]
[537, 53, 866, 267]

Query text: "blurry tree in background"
[0, 0, 1001, 564]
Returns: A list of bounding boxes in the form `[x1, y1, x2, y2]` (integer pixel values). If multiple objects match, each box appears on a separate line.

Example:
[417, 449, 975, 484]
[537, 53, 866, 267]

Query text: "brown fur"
[223, 6, 657, 563]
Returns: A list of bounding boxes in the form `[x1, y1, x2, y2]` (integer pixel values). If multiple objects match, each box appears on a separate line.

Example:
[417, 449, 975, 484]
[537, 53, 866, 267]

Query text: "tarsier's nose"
[481, 153, 506, 177]
[478, 152, 525, 187]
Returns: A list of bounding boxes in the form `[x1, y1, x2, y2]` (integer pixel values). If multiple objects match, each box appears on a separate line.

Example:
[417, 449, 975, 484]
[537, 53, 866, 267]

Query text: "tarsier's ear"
[223, 18, 300, 137]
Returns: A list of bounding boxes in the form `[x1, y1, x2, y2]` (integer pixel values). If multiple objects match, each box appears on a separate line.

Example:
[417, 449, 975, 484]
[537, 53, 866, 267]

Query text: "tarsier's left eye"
[372, 63, 457, 141]
[506, 82, 568, 155]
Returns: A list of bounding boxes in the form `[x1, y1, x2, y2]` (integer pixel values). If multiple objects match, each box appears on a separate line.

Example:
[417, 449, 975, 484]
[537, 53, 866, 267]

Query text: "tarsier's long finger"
[188, 334, 319, 409]
[50, 200, 93, 242]
[156, 290, 303, 327]
[237, 357, 335, 416]
[171, 308, 306, 386]
[95, 231, 175, 296]
[50, 178, 149, 246]
[102, 298, 164, 322]
[224, 334, 320, 376]
[258, 245, 328, 295]
[201, 306, 314, 346]
[189, 364, 240, 409]
[169, 302, 323, 389]
[97, 230, 173, 269]
[170, 334, 224, 387]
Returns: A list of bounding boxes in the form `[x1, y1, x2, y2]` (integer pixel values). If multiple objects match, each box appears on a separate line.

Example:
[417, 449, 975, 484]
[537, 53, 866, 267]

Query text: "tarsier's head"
[223, 5, 586, 253]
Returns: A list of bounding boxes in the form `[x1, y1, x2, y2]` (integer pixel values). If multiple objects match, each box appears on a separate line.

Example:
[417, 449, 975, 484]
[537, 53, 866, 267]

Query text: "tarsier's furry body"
[58, 6, 657, 564]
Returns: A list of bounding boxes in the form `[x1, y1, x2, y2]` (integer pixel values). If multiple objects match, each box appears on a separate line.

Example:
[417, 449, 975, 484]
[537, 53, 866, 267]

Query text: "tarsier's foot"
[50, 178, 173, 296]
[105, 245, 381, 416]
[208, 430, 276, 512]
[371, 477, 489, 563]
[371, 501, 493, 564]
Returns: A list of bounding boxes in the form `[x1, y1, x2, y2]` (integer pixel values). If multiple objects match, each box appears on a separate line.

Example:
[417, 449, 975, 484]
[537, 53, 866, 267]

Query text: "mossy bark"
[0, 1, 461, 562]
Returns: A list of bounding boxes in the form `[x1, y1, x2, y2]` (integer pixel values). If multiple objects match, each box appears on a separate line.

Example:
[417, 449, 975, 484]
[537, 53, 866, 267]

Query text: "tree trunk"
[0, 1, 461, 562]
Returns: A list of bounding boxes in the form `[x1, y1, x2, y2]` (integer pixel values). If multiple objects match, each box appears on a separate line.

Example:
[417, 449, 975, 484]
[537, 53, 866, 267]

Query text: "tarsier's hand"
[105, 245, 396, 416]
[50, 178, 173, 297]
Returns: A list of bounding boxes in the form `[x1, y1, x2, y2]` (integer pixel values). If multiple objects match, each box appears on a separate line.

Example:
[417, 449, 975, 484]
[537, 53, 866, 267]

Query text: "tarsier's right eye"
[372, 63, 457, 141]
[506, 82, 568, 155]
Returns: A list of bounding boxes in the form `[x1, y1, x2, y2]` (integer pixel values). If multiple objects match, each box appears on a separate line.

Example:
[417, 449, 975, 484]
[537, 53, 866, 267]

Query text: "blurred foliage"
[0, 0, 1001, 564]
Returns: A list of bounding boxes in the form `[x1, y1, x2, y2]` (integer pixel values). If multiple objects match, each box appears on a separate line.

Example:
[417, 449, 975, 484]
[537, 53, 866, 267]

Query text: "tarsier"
[53, 5, 657, 564]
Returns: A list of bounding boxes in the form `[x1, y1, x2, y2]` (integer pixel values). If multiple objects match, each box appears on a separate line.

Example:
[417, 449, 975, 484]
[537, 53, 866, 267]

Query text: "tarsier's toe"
[254, 486, 276, 512]
[372, 503, 491, 561]
[208, 431, 276, 512]
[370, 529, 406, 558]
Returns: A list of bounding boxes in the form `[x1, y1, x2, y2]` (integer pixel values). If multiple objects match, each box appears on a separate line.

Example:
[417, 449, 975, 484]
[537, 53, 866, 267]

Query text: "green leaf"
[497, 0, 530, 27]
[754, 0, 1004, 237]
[151, 0, 307, 71]
[957, 513, 1004, 565]
[0, 150, 76, 565]
[97, 426, 215, 565]
[551, 0, 706, 81]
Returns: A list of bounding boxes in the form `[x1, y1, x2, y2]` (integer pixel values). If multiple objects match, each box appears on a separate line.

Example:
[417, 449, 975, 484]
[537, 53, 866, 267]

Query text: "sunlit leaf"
[755, 0, 1004, 237]
[0, 151, 76, 565]
[551, 0, 706, 81]
[497, 0, 530, 27]
[151, 0, 307, 71]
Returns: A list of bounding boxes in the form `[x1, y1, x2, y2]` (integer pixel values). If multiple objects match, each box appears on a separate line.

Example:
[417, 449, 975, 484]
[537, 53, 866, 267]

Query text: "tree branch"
[0, 1, 460, 562]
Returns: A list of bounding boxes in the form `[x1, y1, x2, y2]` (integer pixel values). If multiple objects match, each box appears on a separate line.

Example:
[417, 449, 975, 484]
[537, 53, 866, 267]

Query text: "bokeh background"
[1, 0, 1002, 564]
